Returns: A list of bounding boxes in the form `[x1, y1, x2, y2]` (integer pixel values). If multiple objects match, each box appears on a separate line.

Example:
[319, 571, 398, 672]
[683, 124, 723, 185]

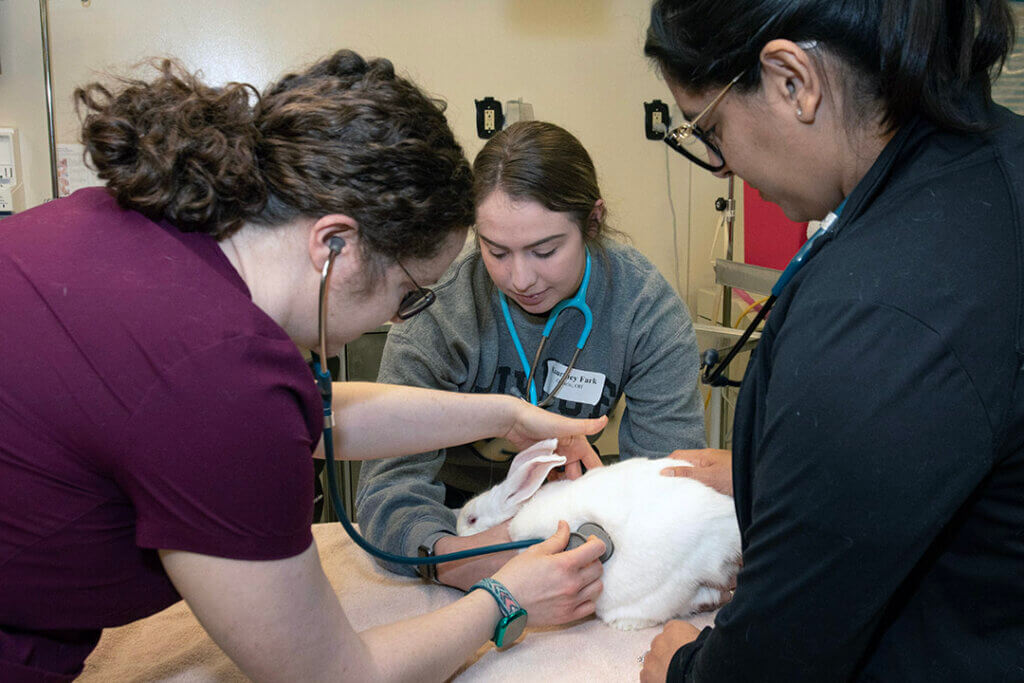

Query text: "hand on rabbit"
[661, 448, 734, 496]
[639, 620, 701, 683]
[547, 434, 604, 482]
[500, 397, 608, 453]
[490, 520, 606, 626]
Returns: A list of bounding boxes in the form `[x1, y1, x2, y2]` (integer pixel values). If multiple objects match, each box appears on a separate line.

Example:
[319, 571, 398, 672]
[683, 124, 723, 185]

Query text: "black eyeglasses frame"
[395, 260, 436, 320]
[663, 72, 744, 173]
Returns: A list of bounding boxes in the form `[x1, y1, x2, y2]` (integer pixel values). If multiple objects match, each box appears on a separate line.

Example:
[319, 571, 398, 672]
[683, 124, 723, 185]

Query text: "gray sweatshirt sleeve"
[354, 328, 463, 577]
[615, 263, 706, 458]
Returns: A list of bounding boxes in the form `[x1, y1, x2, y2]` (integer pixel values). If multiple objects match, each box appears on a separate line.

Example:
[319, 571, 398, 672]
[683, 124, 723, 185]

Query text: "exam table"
[80, 523, 716, 681]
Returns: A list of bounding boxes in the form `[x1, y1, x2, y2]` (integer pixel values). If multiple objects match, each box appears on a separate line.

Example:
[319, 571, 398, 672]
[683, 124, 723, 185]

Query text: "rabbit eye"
[469, 516, 477, 525]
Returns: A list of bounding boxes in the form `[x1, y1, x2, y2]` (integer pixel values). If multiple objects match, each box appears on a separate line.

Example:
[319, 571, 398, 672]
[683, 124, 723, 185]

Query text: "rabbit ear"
[500, 440, 566, 507]
[506, 438, 559, 479]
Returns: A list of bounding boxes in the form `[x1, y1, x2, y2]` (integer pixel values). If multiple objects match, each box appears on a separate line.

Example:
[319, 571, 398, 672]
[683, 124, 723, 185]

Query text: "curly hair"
[75, 50, 474, 269]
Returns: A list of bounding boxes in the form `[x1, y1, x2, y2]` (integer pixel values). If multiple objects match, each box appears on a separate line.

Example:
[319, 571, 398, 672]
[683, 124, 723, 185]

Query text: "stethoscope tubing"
[318, 405, 542, 566]
[315, 244, 542, 566]
[500, 247, 594, 407]
[702, 200, 846, 387]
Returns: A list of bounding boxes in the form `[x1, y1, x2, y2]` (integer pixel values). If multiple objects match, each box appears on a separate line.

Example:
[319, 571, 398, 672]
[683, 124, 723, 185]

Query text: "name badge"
[543, 361, 606, 405]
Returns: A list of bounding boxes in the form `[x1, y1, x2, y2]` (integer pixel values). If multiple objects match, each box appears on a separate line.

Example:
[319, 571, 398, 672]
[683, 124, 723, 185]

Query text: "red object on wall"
[742, 181, 808, 270]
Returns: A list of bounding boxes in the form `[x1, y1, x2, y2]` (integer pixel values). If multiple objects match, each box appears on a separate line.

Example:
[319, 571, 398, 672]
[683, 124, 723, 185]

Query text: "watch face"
[495, 609, 527, 648]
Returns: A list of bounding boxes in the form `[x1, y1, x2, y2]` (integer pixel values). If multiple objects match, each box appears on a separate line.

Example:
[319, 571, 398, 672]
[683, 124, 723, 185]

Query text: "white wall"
[0, 0, 52, 209]
[0, 0, 746, 312]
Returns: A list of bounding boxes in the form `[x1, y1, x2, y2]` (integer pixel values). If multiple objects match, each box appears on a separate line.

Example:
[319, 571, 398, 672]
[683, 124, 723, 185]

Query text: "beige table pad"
[81, 523, 715, 682]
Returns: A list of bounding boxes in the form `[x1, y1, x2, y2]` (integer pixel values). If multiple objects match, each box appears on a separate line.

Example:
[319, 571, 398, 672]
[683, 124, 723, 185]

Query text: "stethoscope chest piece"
[566, 522, 614, 563]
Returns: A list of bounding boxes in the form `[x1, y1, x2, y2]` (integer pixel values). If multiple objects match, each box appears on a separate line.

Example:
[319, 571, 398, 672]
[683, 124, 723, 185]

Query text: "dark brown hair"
[472, 121, 626, 247]
[75, 50, 474, 270]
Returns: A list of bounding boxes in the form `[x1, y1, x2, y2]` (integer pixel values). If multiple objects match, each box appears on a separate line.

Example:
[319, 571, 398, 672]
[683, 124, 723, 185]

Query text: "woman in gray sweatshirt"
[356, 121, 705, 588]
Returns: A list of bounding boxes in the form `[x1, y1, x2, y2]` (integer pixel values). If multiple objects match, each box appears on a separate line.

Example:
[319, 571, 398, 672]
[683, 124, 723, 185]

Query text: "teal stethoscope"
[499, 247, 594, 407]
[312, 237, 544, 568]
[701, 198, 847, 387]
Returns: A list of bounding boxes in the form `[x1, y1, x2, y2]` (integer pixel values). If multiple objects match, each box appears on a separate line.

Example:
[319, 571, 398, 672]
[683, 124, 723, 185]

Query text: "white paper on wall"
[56, 144, 103, 197]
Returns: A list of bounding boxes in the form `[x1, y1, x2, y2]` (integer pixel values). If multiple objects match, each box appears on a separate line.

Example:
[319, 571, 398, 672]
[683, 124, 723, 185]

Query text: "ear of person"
[587, 199, 605, 235]
[759, 39, 821, 124]
[308, 214, 359, 270]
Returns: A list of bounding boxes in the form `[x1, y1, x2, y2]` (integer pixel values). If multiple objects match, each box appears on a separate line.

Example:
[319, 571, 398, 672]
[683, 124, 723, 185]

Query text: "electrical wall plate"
[475, 97, 504, 139]
[643, 99, 671, 139]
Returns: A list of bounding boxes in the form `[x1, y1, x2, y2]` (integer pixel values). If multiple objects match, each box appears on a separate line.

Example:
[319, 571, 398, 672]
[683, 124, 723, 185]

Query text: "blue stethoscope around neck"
[311, 237, 543, 568]
[499, 247, 594, 407]
[701, 198, 847, 387]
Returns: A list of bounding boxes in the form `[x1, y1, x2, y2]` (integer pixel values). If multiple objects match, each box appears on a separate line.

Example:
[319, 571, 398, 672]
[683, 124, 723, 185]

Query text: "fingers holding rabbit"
[639, 620, 701, 683]
[491, 520, 606, 626]
[501, 397, 608, 451]
[548, 434, 604, 482]
[660, 448, 734, 496]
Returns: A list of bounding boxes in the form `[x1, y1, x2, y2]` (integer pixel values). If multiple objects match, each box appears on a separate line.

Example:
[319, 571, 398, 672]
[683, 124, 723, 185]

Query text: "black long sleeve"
[668, 109, 1024, 682]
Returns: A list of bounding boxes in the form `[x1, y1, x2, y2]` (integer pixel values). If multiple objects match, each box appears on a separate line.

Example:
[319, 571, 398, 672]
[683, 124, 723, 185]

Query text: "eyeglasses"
[664, 72, 744, 172]
[395, 260, 436, 320]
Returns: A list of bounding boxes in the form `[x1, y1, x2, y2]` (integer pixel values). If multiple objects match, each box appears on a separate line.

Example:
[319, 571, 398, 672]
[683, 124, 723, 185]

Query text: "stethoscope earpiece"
[314, 236, 346, 402]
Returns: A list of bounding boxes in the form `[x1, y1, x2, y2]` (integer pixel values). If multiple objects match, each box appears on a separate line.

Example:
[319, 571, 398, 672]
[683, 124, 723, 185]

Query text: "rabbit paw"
[606, 617, 660, 631]
[689, 585, 732, 614]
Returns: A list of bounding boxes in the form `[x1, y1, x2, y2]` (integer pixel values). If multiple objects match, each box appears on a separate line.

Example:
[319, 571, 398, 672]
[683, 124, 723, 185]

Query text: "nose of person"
[509, 254, 537, 292]
[712, 162, 733, 180]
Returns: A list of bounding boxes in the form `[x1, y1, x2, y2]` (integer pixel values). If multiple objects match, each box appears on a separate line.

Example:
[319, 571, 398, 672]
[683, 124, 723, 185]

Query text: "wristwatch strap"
[416, 542, 438, 582]
[470, 578, 522, 617]
[469, 578, 528, 647]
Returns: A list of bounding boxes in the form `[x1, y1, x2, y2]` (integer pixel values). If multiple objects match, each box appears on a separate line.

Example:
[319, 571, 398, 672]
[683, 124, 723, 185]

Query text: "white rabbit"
[456, 439, 741, 631]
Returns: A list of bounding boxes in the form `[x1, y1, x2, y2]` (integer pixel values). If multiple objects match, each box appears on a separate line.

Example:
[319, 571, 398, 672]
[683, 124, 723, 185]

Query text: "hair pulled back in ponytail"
[645, 0, 1017, 134]
[77, 50, 474, 266]
[472, 121, 627, 247]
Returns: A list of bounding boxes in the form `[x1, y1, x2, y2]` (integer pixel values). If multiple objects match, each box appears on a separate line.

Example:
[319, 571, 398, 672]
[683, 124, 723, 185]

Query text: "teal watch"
[469, 578, 528, 648]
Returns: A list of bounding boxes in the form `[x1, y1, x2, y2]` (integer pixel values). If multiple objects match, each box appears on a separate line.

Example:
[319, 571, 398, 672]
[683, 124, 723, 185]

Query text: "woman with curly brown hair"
[0, 50, 608, 681]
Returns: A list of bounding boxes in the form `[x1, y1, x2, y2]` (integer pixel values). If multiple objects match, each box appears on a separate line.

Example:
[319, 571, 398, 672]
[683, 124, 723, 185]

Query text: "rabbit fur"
[455, 439, 741, 631]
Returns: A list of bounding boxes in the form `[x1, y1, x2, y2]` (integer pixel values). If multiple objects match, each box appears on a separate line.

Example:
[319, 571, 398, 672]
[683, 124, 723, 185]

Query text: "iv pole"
[721, 176, 736, 328]
[39, 0, 59, 200]
[707, 176, 736, 449]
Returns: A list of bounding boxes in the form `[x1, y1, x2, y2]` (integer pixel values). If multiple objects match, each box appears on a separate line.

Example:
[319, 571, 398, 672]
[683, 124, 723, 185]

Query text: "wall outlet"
[644, 99, 671, 139]
[475, 97, 504, 139]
